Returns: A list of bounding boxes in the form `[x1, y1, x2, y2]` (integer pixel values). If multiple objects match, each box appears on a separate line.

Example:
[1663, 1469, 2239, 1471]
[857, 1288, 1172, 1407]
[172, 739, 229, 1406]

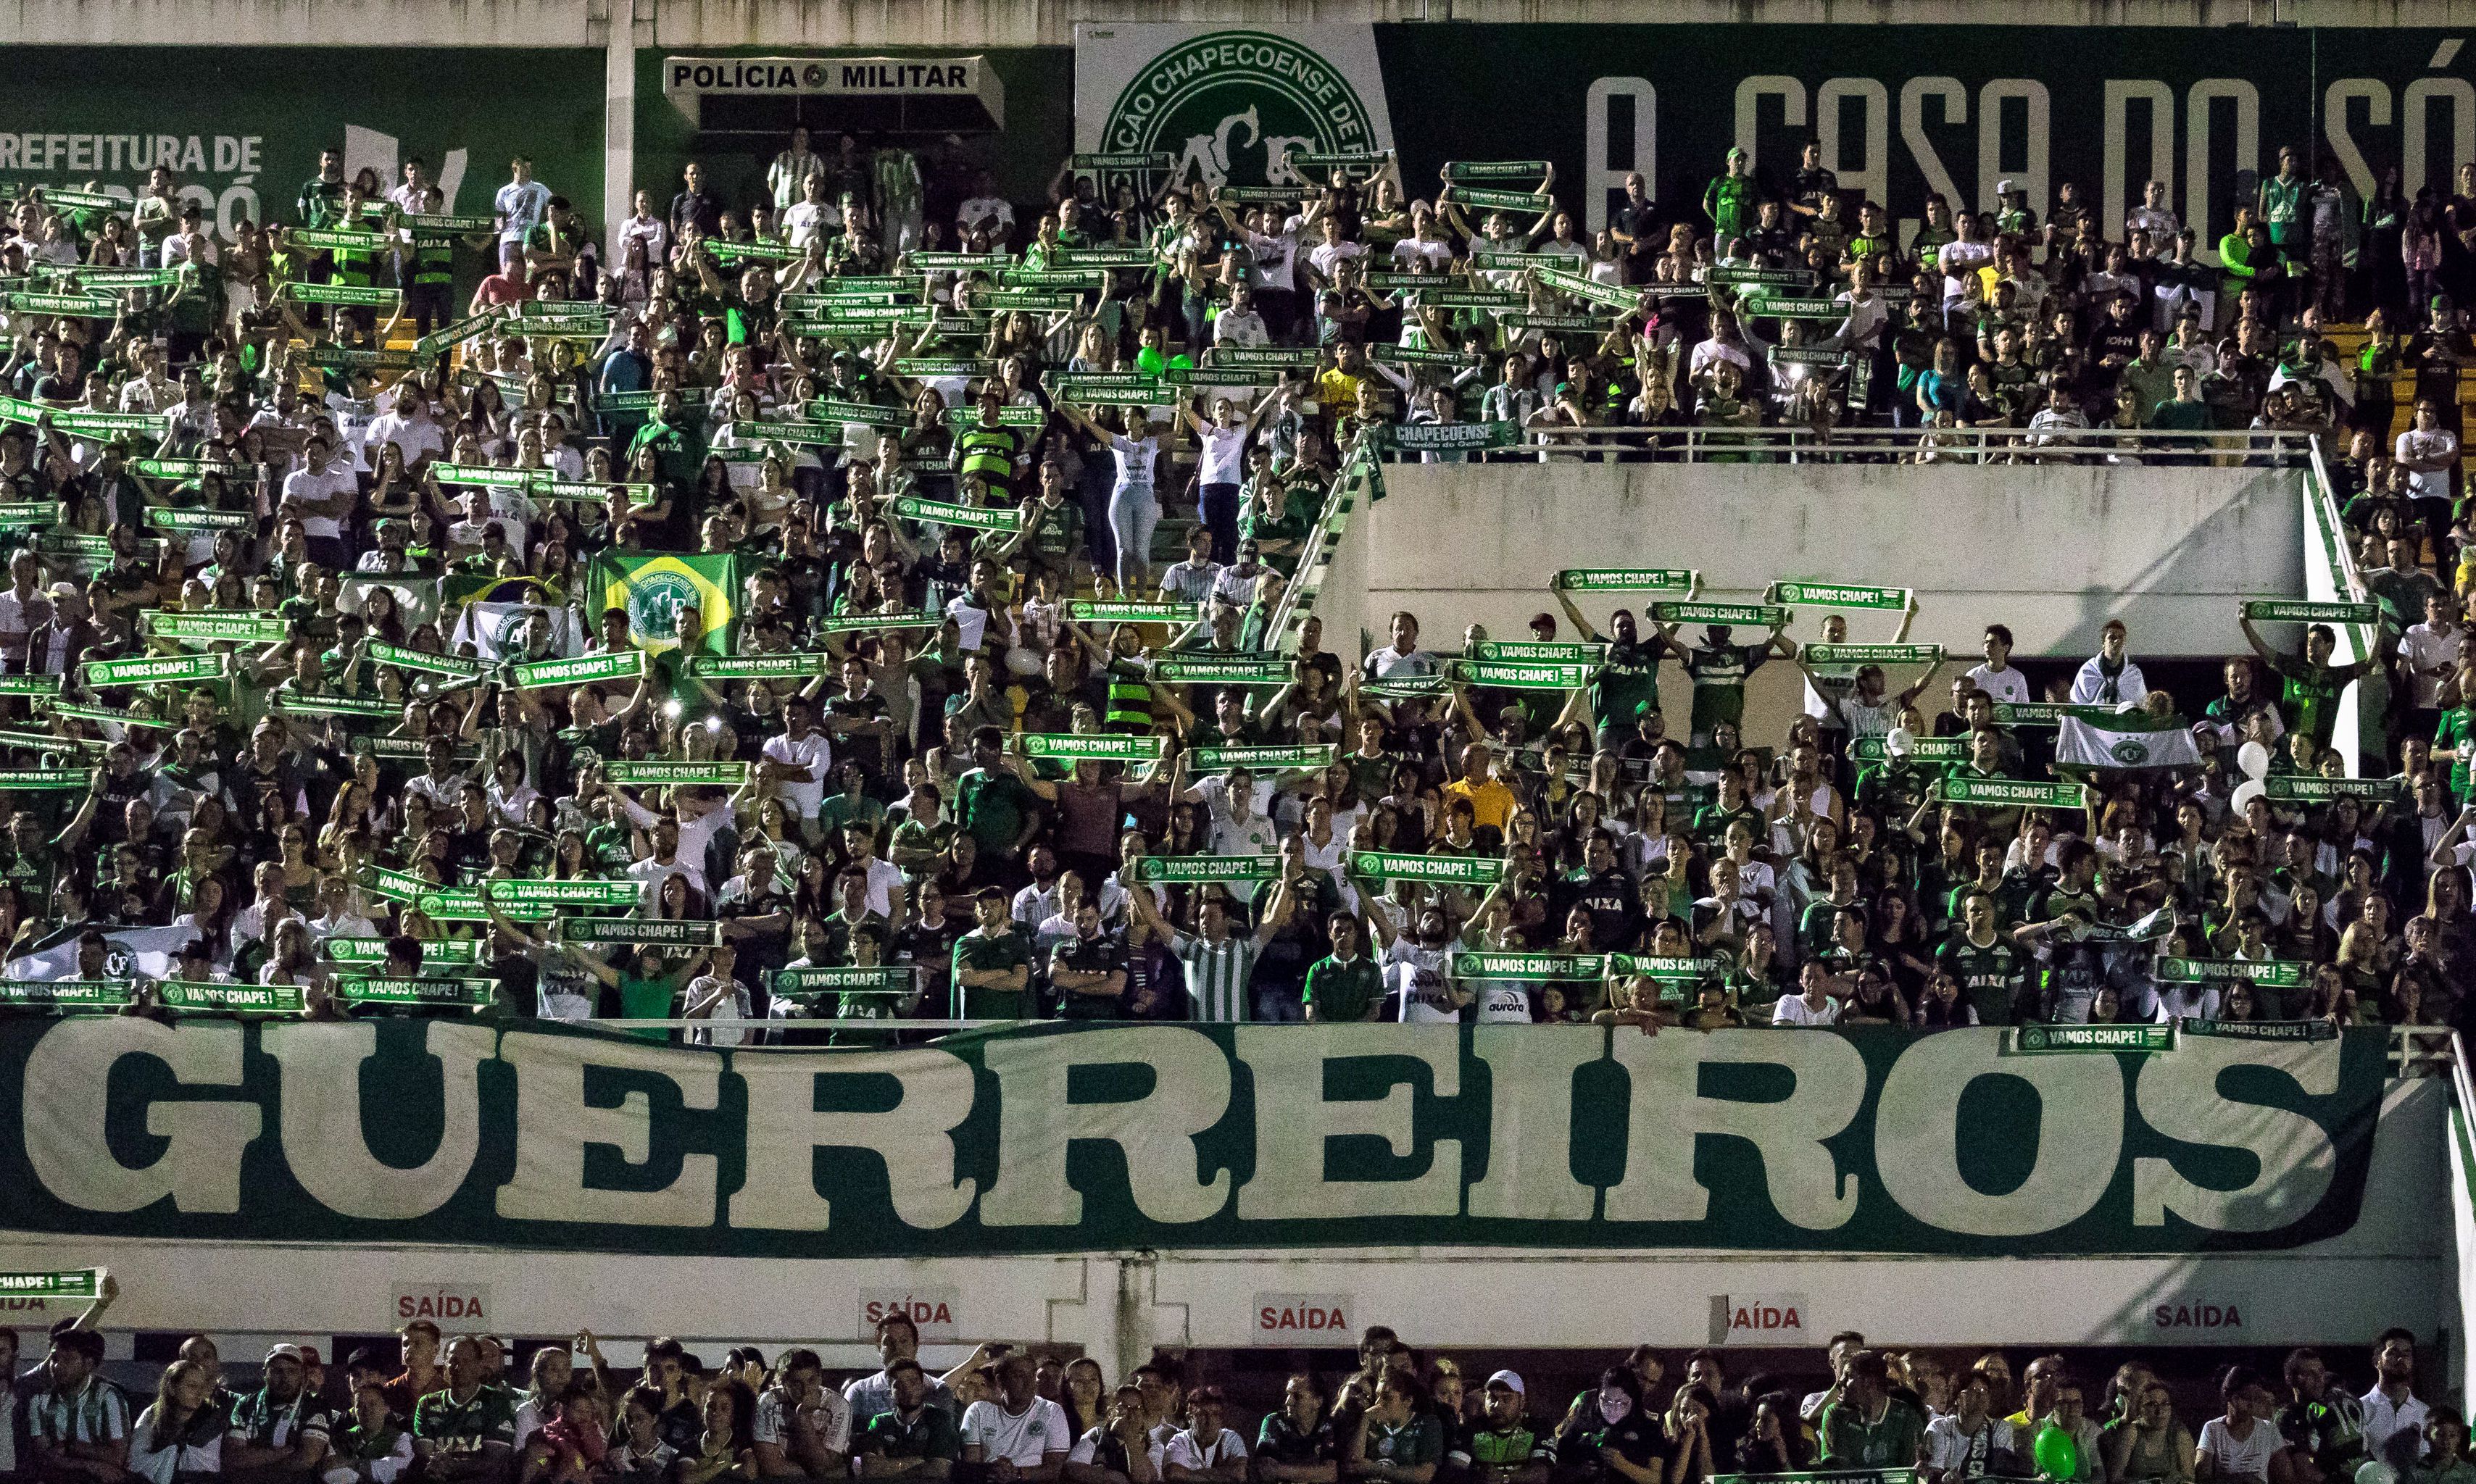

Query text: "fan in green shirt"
[1819, 1354, 1926, 1469]
[1303, 919, 1384, 1022]
[2239, 613, 2375, 749]
[952, 888, 1035, 1019]
[2148, 365, 2214, 431]
[1934, 891, 2027, 1026]
[2438, 704, 2476, 801]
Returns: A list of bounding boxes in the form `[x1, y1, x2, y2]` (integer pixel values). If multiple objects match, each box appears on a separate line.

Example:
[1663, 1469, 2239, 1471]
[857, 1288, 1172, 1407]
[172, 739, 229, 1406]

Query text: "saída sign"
[0, 1020, 2381, 1258]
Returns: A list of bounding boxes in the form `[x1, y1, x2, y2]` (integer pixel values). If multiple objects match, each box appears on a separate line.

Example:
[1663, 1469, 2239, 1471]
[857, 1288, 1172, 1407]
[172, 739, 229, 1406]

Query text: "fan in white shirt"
[960, 1356, 1071, 1473]
[2070, 620, 2149, 707]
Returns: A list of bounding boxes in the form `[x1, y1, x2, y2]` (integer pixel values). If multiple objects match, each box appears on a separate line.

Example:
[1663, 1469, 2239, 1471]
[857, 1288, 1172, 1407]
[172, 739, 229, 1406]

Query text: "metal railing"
[2303, 433, 2387, 772]
[1263, 428, 1382, 654]
[1381, 424, 2321, 464]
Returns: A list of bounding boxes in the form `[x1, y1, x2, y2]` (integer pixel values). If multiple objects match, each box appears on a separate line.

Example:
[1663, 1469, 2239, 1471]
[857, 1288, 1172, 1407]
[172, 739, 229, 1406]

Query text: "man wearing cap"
[1150, 1385, 1246, 1483]
[224, 1346, 335, 1484]
[1703, 148, 1759, 251]
[1447, 1375, 1551, 1484]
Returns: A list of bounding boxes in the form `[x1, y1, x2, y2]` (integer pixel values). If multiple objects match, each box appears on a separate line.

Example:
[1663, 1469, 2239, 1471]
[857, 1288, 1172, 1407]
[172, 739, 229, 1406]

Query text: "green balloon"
[2034, 1424, 2080, 1480]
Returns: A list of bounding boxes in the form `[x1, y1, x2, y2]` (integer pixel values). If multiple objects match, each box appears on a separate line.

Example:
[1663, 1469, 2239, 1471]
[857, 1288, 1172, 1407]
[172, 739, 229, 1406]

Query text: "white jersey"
[1384, 938, 1457, 1022]
[960, 1398, 1071, 1467]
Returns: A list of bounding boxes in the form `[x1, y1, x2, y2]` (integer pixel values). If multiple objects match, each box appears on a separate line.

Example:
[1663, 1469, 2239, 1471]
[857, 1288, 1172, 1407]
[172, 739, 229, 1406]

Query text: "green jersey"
[2270, 656, 2351, 747]
[2441, 707, 2476, 799]
[1590, 641, 1663, 728]
[1819, 1398, 1926, 1470]
[953, 927, 1035, 1020]
[1935, 933, 2024, 1025]
[1303, 953, 1384, 1022]
[1684, 641, 1771, 738]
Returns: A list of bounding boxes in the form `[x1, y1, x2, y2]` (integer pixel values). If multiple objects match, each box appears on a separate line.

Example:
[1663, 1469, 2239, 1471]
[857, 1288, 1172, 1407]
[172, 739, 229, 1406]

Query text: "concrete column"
[601, 3, 640, 254]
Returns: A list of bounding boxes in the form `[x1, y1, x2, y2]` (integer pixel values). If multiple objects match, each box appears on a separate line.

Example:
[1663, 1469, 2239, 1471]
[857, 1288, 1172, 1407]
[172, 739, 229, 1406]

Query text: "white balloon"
[2356, 1464, 2399, 1484]
[2238, 741, 2272, 780]
[2230, 778, 2267, 812]
[1885, 726, 1914, 757]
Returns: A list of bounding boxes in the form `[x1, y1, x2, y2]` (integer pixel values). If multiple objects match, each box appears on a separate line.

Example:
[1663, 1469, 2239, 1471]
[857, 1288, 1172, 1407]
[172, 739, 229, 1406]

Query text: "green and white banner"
[816, 612, 946, 634]
[1350, 851, 1505, 885]
[599, 761, 749, 787]
[1389, 421, 1518, 451]
[0, 981, 131, 1010]
[1611, 954, 1728, 981]
[1469, 640, 1605, 664]
[1993, 702, 2072, 728]
[687, 652, 834, 679]
[482, 879, 643, 908]
[336, 977, 497, 1007]
[2056, 709, 2204, 770]
[1450, 951, 1606, 981]
[357, 864, 432, 902]
[774, 965, 916, 999]
[0, 1268, 104, 1301]
[0, 675, 62, 696]
[1652, 602, 1785, 627]
[286, 227, 388, 251]
[1189, 743, 1336, 772]
[83, 652, 228, 687]
[2180, 1019, 2340, 1041]
[1450, 185, 1554, 212]
[1772, 578, 1901, 608]
[553, 918, 720, 947]
[321, 937, 481, 966]
[2155, 958, 2309, 988]
[1555, 568, 1695, 593]
[890, 494, 1021, 531]
[0, 501, 63, 530]
[0, 1020, 2385, 1256]
[2245, 599, 2380, 626]
[1154, 656, 1291, 686]
[2010, 1024, 2177, 1054]
[1937, 777, 2090, 809]
[1072, 600, 1195, 624]
[282, 281, 399, 306]
[144, 507, 255, 533]
[1800, 644, 1940, 665]
[144, 611, 290, 644]
[512, 650, 646, 690]
[1023, 733, 1164, 762]
[1450, 658, 1590, 689]
[1850, 735, 1969, 764]
[367, 642, 487, 678]
[159, 983, 302, 1014]
[275, 692, 400, 719]
[2265, 776, 2403, 803]
[1129, 855, 1284, 883]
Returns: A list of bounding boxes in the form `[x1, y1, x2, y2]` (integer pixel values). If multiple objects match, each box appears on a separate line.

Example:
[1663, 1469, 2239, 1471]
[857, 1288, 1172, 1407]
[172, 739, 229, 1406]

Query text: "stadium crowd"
[0, 1297, 2459, 1484]
[0, 130, 2471, 1031]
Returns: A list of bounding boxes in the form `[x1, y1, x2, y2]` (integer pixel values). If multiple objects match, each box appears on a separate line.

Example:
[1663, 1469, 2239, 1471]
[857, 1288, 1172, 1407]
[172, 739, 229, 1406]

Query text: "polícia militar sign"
[0, 1021, 2381, 1257]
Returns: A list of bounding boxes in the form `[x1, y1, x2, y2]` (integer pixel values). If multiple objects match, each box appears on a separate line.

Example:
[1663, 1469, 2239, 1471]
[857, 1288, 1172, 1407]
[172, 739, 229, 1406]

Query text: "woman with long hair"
[671, 1378, 757, 1484]
[1061, 1357, 1108, 1441]
[129, 1359, 224, 1484]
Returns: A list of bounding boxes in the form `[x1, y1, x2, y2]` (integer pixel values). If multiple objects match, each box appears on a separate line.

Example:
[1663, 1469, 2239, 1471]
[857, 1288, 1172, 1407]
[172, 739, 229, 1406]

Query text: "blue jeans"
[1108, 483, 1160, 591]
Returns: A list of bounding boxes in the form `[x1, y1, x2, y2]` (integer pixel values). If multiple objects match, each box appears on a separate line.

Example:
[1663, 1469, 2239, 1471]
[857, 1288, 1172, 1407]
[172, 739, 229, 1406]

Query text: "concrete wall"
[1355, 458, 2306, 662]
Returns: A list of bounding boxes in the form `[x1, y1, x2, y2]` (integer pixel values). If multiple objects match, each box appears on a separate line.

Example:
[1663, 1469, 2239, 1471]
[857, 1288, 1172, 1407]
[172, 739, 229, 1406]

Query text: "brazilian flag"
[584, 551, 744, 656]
